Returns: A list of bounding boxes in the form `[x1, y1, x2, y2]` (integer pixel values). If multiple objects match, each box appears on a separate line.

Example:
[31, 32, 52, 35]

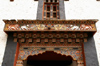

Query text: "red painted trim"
[82, 43, 86, 66]
[14, 43, 19, 66]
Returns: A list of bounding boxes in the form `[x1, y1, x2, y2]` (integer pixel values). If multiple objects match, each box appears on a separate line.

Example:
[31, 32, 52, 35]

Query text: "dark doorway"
[23, 51, 77, 66]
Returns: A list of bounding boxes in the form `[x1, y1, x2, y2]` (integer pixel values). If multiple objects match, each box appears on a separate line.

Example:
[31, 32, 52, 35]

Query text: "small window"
[47, 13, 50, 18]
[55, 0, 57, 2]
[47, 6, 50, 11]
[53, 6, 56, 11]
[46, 0, 48, 2]
[51, 0, 53, 2]
[53, 13, 56, 18]
[43, 0, 60, 19]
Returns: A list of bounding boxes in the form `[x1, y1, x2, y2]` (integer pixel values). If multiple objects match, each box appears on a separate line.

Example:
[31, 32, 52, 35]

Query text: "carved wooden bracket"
[13, 32, 88, 44]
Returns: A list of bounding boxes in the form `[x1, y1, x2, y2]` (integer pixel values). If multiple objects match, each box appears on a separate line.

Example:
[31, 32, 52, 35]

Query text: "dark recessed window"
[46, 0, 48, 2]
[51, 0, 53, 2]
[53, 13, 56, 18]
[47, 13, 50, 18]
[53, 6, 56, 11]
[43, 0, 60, 19]
[55, 0, 57, 2]
[47, 6, 50, 11]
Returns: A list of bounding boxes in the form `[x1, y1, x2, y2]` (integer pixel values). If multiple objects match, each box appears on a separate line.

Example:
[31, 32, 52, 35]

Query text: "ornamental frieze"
[18, 47, 83, 61]
[3, 20, 97, 32]
[4, 24, 96, 31]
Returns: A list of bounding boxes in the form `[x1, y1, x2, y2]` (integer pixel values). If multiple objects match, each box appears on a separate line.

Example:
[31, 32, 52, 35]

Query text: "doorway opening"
[23, 51, 77, 66]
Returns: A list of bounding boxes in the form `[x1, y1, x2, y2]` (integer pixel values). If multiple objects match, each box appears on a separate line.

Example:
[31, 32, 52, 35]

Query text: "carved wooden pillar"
[82, 43, 86, 66]
[50, 4, 53, 19]
[14, 43, 20, 66]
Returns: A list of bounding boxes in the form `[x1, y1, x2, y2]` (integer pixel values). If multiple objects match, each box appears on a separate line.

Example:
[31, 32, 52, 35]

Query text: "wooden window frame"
[43, 0, 60, 20]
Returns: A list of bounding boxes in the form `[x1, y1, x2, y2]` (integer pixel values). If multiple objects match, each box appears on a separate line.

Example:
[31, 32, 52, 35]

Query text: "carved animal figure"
[80, 24, 92, 30]
[21, 25, 27, 30]
[71, 26, 79, 30]
[8, 24, 19, 30]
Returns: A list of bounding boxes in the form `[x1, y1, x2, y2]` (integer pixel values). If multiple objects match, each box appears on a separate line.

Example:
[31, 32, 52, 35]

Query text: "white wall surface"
[0, 0, 100, 66]
[64, 0, 100, 66]
[0, 0, 38, 66]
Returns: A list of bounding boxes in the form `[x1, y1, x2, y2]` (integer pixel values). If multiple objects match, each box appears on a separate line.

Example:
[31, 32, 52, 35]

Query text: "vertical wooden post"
[14, 43, 20, 66]
[82, 43, 86, 66]
[50, 4, 53, 19]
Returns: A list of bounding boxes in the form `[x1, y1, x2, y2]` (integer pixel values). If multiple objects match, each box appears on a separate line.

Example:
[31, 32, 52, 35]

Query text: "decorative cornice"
[3, 19, 98, 24]
[3, 20, 98, 37]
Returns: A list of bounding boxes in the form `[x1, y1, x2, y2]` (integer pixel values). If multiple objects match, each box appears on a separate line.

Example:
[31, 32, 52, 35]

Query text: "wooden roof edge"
[3, 19, 98, 23]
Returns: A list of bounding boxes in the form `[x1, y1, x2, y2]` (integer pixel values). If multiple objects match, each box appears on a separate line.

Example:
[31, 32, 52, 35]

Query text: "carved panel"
[18, 47, 83, 61]
[4, 24, 96, 31]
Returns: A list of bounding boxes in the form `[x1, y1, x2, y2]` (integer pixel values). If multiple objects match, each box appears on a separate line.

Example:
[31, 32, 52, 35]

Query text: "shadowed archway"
[23, 51, 77, 66]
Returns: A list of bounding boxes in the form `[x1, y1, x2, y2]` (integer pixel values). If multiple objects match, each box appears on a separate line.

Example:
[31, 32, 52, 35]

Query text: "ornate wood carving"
[4, 20, 97, 32]
[13, 32, 88, 43]
[3, 20, 97, 66]
[3, 20, 97, 24]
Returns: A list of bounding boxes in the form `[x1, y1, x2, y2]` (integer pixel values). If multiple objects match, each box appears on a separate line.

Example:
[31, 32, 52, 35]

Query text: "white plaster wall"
[64, 0, 100, 66]
[0, 0, 38, 66]
[0, 0, 100, 66]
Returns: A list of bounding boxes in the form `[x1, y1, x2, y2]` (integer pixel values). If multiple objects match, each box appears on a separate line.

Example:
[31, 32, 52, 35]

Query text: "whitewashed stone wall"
[64, 0, 100, 66]
[0, 0, 100, 66]
[0, 0, 38, 66]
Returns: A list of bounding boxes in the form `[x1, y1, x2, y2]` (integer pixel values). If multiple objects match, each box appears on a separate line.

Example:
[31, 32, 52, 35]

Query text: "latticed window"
[43, 0, 60, 20]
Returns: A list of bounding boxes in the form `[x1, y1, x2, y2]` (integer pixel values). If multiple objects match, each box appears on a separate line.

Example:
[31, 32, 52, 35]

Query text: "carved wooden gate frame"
[16, 47, 84, 66]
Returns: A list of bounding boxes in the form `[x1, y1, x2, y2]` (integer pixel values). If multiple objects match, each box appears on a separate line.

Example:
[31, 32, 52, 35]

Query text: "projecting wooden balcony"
[3, 20, 97, 33]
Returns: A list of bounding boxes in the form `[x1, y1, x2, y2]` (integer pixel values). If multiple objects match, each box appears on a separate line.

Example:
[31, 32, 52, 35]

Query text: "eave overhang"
[3, 19, 98, 36]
